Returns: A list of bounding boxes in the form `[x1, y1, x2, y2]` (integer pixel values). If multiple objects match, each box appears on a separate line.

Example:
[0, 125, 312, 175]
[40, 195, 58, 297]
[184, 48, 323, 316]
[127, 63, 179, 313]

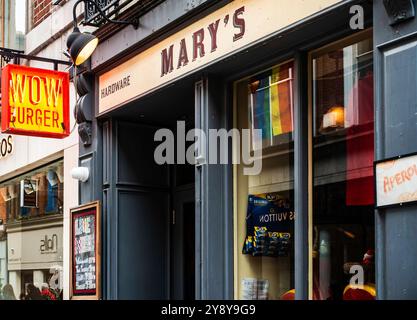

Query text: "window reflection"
[312, 33, 375, 300]
[235, 61, 295, 300]
[0, 160, 64, 300]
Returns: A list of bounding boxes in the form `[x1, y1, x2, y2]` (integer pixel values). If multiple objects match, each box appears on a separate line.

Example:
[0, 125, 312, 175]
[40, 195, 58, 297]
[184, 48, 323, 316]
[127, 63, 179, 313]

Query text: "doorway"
[107, 79, 196, 299]
[170, 112, 196, 300]
[171, 185, 195, 300]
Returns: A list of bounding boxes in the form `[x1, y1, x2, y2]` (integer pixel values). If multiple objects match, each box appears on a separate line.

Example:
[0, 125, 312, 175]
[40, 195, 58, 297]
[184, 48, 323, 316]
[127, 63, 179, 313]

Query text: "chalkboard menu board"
[70, 201, 101, 300]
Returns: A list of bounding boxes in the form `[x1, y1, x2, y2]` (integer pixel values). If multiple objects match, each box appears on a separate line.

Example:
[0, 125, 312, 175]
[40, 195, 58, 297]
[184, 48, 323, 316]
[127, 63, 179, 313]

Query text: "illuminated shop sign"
[1, 64, 70, 139]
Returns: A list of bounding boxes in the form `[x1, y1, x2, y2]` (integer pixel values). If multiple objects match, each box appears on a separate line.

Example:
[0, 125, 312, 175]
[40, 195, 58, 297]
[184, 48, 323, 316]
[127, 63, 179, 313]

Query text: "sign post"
[69, 201, 101, 300]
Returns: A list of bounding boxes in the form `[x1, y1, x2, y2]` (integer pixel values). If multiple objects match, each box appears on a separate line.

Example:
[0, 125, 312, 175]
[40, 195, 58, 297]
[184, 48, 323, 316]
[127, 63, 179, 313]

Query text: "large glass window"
[311, 32, 375, 300]
[0, 160, 64, 300]
[234, 61, 295, 300]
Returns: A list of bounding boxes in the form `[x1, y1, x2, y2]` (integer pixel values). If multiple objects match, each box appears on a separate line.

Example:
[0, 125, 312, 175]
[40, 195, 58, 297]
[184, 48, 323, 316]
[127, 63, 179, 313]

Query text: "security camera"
[71, 167, 89, 182]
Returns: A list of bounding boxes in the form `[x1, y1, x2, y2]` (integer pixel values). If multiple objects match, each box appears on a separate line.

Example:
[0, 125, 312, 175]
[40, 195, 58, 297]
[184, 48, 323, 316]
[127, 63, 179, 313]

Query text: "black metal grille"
[0, 47, 25, 69]
[84, 0, 135, 27]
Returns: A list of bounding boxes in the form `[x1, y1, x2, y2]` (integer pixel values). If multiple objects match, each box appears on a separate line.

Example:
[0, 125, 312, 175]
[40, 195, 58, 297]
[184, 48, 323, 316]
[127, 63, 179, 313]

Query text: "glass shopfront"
[311, 31, 375, 300]
[0, 160, 64, 300]
[234, 61, 295, 300]
[233, 30, 375, 300]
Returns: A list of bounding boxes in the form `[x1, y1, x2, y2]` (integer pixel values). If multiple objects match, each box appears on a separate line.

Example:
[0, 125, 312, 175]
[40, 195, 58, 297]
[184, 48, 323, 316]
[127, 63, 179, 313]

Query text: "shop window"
[311, 31, 375, 300]
[0, 161, 64, 223]
[0, 160, 64, 300]
[234, 61, 295, 300]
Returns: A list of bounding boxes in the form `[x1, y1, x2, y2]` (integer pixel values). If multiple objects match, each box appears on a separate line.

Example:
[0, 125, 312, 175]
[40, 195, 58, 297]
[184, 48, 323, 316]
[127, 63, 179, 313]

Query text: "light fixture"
[66, 26, 98, 66]
[67, 0, 139, 66]
[71, 167, 90, 182]
[322, 105, 345, 130]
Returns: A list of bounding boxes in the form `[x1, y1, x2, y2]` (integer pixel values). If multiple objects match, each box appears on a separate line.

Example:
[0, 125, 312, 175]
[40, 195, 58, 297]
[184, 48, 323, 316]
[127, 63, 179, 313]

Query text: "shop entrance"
[108, 80, 196, 299]
[171, 186, 195, 300]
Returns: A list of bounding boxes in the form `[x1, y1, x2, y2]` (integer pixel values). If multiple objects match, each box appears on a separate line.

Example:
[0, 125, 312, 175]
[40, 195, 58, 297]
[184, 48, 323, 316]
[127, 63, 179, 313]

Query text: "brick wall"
[33, 0, 52, 28]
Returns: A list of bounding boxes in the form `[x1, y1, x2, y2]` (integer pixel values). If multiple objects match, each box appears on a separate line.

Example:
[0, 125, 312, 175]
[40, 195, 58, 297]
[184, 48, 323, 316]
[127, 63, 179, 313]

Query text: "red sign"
[1, 64, 70, 139]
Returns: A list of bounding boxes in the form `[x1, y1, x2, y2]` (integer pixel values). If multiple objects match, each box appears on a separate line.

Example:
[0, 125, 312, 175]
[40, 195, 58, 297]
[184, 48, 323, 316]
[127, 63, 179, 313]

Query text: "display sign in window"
[375, 153, 417, 208]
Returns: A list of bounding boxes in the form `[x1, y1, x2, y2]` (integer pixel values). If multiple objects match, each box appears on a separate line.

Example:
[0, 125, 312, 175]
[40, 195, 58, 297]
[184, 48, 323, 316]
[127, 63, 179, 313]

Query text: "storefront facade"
[0, 0, 83, 301]
[7, 217, 63, 298]
[0, 156, 70, 300]
[78, 0, 417, 300]
[2, 161, 64, 298]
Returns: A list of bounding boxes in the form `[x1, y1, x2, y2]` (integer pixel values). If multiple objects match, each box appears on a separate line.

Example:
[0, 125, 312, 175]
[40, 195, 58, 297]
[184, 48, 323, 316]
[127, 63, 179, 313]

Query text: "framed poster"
[70, 201, 101, 300]
[375, 152, 417, 208]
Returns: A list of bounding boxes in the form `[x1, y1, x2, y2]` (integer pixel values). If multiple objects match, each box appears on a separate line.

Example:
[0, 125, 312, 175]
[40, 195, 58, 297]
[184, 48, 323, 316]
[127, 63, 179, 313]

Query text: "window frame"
[307, 28, 375, 300]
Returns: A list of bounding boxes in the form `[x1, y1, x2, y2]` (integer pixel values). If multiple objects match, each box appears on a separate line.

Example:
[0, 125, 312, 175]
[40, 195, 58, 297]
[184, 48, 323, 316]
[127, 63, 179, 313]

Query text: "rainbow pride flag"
[250, 63, 293, 143]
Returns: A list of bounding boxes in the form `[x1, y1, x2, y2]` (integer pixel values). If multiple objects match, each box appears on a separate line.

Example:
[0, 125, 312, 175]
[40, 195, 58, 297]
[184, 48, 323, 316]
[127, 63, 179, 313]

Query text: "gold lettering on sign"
[161, 6, 246, 77]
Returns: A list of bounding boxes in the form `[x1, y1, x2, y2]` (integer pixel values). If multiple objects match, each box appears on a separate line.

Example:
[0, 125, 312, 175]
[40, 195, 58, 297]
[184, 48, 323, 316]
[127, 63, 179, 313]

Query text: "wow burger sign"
[1, 64, 70, 138]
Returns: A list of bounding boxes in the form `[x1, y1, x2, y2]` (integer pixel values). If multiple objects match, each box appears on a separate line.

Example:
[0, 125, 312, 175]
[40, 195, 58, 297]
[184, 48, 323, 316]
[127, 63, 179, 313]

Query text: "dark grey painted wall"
[102, 121, 170, 299]
[195, 77, 233, 299]
[374, 0, 417, 299]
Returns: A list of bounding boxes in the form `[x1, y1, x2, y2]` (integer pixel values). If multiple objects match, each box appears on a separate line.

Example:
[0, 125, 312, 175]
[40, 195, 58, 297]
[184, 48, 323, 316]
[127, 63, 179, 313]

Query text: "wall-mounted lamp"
[66, 26, 98, 66]
[67, 0, 139, 66]
[71, 167, 90, 183]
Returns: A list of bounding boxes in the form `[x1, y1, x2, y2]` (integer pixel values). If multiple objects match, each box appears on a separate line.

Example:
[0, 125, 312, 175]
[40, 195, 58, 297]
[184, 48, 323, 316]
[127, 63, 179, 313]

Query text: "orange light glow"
[322, 105, 345, 129]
